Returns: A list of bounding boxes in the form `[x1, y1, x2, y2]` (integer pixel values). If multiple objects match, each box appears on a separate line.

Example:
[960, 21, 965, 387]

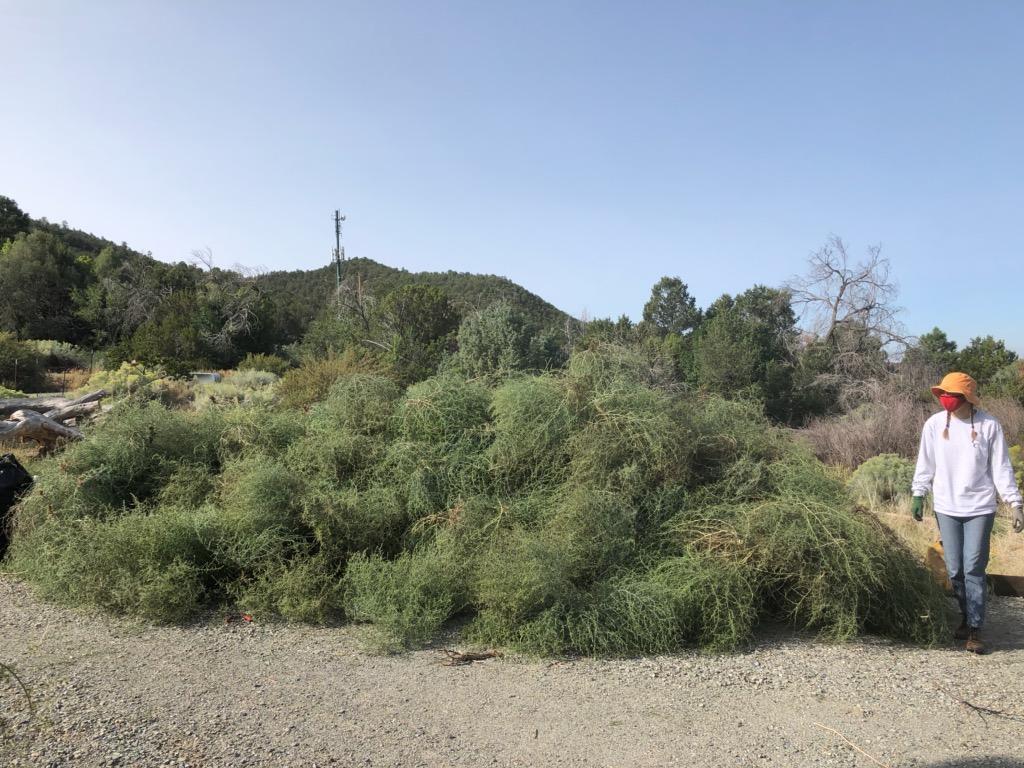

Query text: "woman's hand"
[911, 496, 924, 522]
[1013, 504, 1024, 534]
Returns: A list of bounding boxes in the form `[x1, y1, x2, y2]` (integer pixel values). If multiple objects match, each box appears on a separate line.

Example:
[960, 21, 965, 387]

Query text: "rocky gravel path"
[3, 574, 1024, 768]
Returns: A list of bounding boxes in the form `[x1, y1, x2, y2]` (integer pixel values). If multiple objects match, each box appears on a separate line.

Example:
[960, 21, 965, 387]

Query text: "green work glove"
[911, 496, 924, 522]
[1013, 504, 1024, 534]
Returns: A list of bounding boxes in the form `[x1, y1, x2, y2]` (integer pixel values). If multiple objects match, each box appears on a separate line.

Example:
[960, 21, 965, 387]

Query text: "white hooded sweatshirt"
[911, 408, 1022, 517]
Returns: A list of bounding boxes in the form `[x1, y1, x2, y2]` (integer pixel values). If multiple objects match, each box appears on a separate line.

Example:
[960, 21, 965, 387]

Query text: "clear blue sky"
[3, 1, 1022, 353]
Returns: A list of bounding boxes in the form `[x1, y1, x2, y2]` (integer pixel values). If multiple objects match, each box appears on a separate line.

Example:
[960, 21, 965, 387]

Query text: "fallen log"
[0, 409, 83, 447]
[0, 396, 70, 419]
[0, 390, 107, 420]
[43, 390, 107, 421]
[43, 400, 101, 423]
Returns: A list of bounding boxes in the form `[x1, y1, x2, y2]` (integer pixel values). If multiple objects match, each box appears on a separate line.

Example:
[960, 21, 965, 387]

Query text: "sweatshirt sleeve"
[911, 420, 935, 497]
[990, 421, 1023, 508]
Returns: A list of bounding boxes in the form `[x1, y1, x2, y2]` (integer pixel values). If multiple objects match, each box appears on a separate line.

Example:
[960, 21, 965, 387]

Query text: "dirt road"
[3, 575, 1024, 767]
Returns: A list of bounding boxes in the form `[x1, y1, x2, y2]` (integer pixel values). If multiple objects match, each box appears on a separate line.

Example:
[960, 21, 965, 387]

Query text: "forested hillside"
[0, 195, 569, 378]
[256, 259, 569, 349]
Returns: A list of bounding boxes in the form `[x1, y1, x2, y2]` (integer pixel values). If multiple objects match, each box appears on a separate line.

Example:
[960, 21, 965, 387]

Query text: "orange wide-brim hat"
[930, 372, 980, 406]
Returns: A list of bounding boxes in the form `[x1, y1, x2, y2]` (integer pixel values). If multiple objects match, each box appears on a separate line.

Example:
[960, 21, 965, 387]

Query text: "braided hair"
[943, 403, 977, 441]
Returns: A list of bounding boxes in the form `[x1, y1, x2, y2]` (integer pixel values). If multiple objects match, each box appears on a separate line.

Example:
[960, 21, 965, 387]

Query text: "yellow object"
[930, 372, 980, 406]
[925, 540, 953, 592]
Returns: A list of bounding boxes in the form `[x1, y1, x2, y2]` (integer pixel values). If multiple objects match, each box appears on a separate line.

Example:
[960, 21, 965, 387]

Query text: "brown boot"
[954, 620, 970, 641]
[965, 629, 989, 654]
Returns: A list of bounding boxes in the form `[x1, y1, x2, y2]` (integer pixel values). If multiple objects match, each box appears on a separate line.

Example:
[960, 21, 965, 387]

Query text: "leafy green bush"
[6, 505, 215, 623]
[317, 374, 402, 436]
[25, 339, 93, 370]
[192, 369, 279, 409]
[49, 401, 224, 513]
[395, 374, 492, 444]
[278, 349, 375, 409]
[238, 352, 292, 377]
[236, 554, 345, 624]
[486, 375, 574, 492]
[81, 361, 170, 398]
[344, 536, 468, 649]
[453, 301, 564, 377]
[0, 332, 45, 392]
[849, 453, 915, 508]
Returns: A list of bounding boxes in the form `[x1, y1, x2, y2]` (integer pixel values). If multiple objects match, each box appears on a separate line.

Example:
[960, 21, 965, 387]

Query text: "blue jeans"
[935, 512, 995, 629]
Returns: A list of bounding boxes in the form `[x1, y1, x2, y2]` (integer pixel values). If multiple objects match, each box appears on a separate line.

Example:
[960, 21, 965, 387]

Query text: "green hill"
[257, 258, 570, 344]
[0, 195, 571, 352]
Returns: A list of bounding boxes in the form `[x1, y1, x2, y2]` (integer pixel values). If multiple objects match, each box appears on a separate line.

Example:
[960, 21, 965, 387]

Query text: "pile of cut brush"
[3, 348, 948, 653]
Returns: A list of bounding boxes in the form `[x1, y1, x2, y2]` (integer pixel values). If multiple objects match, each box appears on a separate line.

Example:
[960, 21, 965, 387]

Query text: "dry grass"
[43, 368, 93, 394]
[983, 396, 1024, 447]
[801, 398, 928, 468]
[872, 501, 1024, 577]
[801, 382, 1024, 470]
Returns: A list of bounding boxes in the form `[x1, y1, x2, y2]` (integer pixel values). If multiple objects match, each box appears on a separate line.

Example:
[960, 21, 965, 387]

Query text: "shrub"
[51, 401, 224, 512]
[238, 352, 292, 377]
[486, 375, 573, 491]
[800, 381, 930, 468]
[567, 382, 694, 498]
[453, 301, 564, 377]
[192, 369, 279, 409]
[343, 537, 469, 649]
[316, 374, 402, 436]
[5, 505, 216, 623]
[983, 396, 1024, 448]
[24, 339, 93, 370]
[81, 361, 171, 399]
[0, 333, 45, 392]
[470, 530, 576, 639]
[395, 374, 492, 445]
[235, 554, 345, 624]
[849, 453, 916, 509]
[298, 481, 409, 558]
[217, 405, 307, 460]
[278, 349, 375, 409]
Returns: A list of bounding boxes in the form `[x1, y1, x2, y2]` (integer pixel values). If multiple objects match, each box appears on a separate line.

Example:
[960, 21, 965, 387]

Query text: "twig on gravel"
[441, 649, 502, 666]
[813, 722, 891, 768]
[937, 687, 1024, 727]
[1, 661, 35, 743]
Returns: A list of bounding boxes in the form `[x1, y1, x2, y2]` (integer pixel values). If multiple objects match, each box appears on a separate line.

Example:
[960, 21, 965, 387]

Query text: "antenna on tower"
[333, 209, 346, 293]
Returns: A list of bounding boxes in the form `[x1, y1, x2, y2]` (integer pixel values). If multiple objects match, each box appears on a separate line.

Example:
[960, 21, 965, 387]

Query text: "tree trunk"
[0, 390, 107, 420]
[43, 390, 108, 420]
[0, 410, 83, 447]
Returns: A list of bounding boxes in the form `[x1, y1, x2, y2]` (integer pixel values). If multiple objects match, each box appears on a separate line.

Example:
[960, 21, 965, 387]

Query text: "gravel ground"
[3, 574, 1024, 768]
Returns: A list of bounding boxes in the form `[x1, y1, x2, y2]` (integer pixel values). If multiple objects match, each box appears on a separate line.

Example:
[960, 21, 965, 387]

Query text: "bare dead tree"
[788, 236, 907, 347]
[787, 236, 910, 406]
[189, 246, 215, 272]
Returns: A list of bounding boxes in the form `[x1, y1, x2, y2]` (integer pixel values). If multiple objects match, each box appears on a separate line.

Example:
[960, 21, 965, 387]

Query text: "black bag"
[0, 453, 32, 558]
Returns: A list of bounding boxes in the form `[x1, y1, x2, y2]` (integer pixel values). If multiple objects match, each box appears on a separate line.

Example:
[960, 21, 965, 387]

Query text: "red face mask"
[939, 393, 965, 412]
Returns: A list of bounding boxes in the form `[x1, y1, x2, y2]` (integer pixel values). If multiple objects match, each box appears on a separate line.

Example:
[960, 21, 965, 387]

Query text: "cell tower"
[333, 209, 346, 293]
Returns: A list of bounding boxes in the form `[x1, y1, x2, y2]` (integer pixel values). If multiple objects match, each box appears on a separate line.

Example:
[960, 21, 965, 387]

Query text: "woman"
[911, 371, 1023, 654]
